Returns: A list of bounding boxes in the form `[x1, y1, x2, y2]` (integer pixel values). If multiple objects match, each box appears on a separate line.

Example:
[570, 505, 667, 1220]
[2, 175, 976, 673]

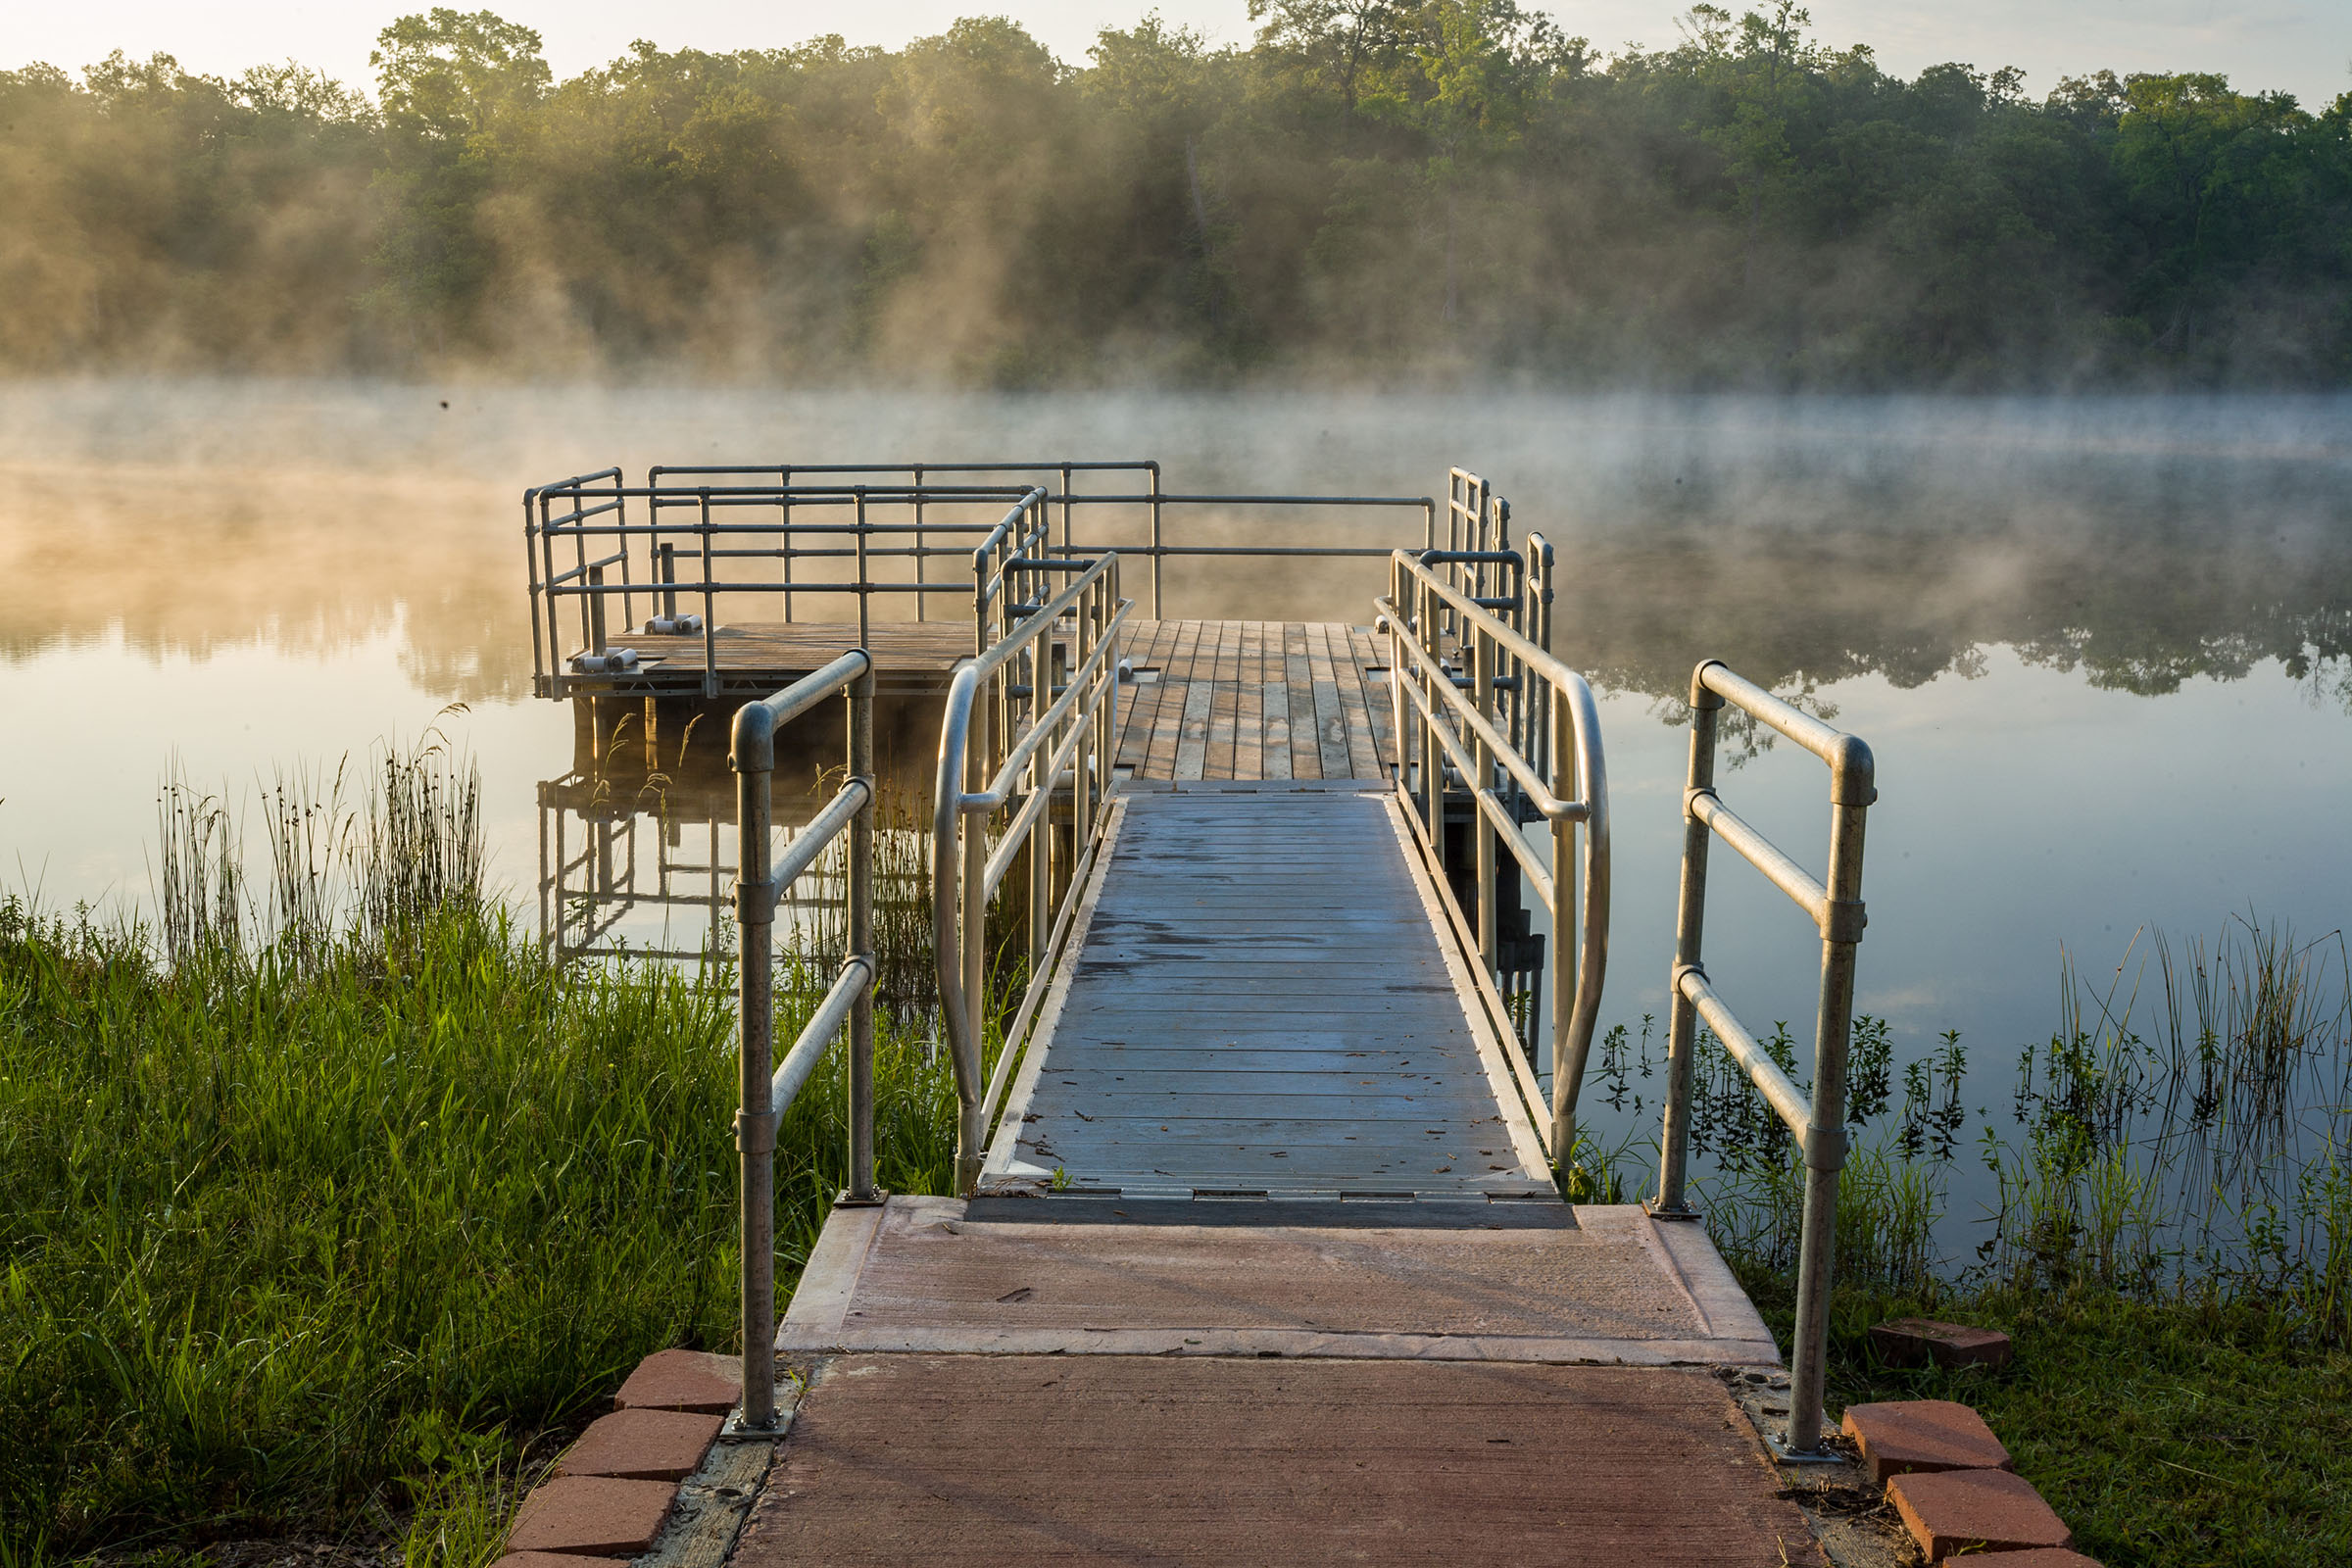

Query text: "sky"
[7, 0, 2351, 109]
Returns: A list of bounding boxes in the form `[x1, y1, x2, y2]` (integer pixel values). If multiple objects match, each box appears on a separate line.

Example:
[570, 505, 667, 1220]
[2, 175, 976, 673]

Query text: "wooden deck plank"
[1285, 624, 1318, 779]
[1336, 623, 1384, 778]
[1145, 622, 1194, 778]
[1202, 618, 1237, 781]
[1109, 620, 1166, 775]
[1105, 621, 1396, 784]
[1233, 622, 1265, 781]
[1311, 624, 1352, 780]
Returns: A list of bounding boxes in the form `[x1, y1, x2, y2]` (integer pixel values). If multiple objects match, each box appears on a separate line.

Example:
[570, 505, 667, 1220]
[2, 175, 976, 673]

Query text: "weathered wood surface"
[985, 785, 1548, 1198]
[733, 1355, 1820, 1567]
[562, 619, 975, 696]
[1116, 619, 1393, 782]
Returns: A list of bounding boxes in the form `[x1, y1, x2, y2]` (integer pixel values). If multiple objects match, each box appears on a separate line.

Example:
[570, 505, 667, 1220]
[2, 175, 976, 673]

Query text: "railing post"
[847, 667, 877, 1203]
[1411, 575, 1430, 869]
[1149, 465, 1163, 618]
[1386, 558, 1408, 787]
[959, 696, 990, 1196]
[660, 542, 677, 620]
[731, 710, 778, 1431]
[1787, 736, 1874, 1453]
[1547, 688, 1580, 1165]
[588, 565, 607, 654]
[700, 489, 718, 700]
[777, 469, 794, 622]
[1654, 664, 1723, 1218]
[913, 464, 927, 622]
[854, 488, 872, 648]
[1472, 623, 1497, 968]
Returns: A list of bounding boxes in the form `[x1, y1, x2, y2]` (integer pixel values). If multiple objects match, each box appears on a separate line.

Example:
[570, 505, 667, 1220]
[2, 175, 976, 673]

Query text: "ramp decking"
[674, 615, 1818, 1565]
[984, 784, 1544, 1198]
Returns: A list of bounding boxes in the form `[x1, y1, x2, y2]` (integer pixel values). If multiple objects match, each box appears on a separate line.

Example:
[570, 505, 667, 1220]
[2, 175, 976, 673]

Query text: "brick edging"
[489, 1349, 743, 1566]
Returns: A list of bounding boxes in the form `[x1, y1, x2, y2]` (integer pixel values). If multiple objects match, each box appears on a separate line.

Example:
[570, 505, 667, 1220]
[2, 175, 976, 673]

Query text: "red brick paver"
[558, 1407, 725, 1482]
[507, 1475, 679, 1556]
[1841, 1399, 2013, 1485]
[1887, 1468, 2071, 1561]
[613, 1348, 739, 1414]
[1971, 1550, 2104, 1567]
[487, 1555, 626, 1568]
[1868, 1317, 2015, 1370]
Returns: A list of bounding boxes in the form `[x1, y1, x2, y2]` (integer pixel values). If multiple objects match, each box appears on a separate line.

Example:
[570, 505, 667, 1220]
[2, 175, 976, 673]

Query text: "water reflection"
[533, 697, 944, 968]
[5, 380, 2348, 1070]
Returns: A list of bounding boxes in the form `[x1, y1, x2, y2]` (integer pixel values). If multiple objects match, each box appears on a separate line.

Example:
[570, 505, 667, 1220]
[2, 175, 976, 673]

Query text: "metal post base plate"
[718, 1385, 804, 1444]
[1765, 1433, 1848, 1465]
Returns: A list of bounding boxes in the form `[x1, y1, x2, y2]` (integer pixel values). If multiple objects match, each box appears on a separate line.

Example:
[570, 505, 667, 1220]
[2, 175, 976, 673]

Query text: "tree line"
[2, 3, 2347, 386]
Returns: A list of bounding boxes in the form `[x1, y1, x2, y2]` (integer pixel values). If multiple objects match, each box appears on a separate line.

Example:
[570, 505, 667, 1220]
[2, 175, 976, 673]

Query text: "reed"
[0, 746, 962, 1563]
[1574, 913, 2352, 1345]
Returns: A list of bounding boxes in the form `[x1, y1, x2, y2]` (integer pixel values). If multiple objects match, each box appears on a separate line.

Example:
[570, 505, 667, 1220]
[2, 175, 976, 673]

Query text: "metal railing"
[1653, 660, 1876, 1458]
[933, 552, 1129, 1195]
[727, 648, 879, 1434]
[524, 472, 1054, 697]
[1374, 548, 1610, 1169]
[522, 463, 1446, 698]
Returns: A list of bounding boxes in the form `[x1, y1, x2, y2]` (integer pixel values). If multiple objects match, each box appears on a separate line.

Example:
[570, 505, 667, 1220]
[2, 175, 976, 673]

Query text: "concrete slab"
[777, 1196, 1778, 1365]
[734, 1354, 1825, 1567]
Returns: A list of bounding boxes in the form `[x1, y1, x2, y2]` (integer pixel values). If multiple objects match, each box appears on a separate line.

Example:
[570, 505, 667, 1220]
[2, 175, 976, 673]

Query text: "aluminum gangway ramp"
[750, 779, 1817, 1566]
[982, 781, 1553, 1200]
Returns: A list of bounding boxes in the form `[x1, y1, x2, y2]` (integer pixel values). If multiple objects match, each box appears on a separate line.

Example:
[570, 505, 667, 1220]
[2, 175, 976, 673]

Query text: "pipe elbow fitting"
[1830, 733, 1877, 807]
[731, 703, 778, 774]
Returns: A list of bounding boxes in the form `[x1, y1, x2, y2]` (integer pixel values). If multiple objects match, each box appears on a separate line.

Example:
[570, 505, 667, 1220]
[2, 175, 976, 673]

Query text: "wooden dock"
[710, 677, 1822, 1563]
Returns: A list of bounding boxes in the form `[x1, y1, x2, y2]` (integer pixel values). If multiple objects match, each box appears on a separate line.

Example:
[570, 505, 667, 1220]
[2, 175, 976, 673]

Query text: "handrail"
[1376, 545, 1610, 1172]
[932, 552, 1127, 1195]
[1653, 657, 1876, 1460]
[726, 646, 879, 1435]
[521, 466, 1443, 696]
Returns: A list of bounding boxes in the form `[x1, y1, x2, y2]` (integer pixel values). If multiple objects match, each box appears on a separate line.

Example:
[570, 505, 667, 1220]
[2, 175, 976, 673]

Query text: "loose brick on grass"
[488, 1555, 624, 1568]
[507, 1475, 679, 1556]
[558, 1407, 725, 1482]
[1887, 1468, 2071, 1561]
[1969, 1550, 2104, 1567]
[1840, 1398, 2013, 1485]
[1869, 1317, 2015, 1370]
[614, 1348, 739, 1414]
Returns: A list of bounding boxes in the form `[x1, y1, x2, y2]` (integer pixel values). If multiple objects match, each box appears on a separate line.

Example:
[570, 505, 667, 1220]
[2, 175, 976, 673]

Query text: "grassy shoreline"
[6, 747, 2347, 1563]
[0, 896, 955, 1563]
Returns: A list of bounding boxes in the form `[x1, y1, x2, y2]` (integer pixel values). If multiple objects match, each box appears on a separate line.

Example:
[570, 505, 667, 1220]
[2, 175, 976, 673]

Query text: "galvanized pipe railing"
[523, 468, 1443, 697]
[1374, 548, 1609, 1171]
[1653, 658, 1875, 1459]
[932, 553, 1128, 1195]
[727, 646, 878, 1435]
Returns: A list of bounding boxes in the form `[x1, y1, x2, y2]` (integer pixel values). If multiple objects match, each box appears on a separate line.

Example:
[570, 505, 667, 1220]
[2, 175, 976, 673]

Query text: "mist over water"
[5, 377, 2349, 1216]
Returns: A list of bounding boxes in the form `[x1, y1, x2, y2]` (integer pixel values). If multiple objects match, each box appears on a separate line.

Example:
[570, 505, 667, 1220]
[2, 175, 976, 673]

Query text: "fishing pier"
[521, 463, 1880, 1562]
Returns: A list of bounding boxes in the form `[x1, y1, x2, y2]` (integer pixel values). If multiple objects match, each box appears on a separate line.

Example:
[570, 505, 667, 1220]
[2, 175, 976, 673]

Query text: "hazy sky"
[10, 1, 2351, 109]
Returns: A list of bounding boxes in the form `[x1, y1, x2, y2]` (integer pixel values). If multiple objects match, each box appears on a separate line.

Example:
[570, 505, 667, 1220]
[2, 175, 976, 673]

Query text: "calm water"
[5, 379, 2348, 1196]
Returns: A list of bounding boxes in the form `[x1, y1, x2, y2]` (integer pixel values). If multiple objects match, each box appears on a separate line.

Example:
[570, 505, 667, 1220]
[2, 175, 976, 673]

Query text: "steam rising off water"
[5, 380, 2349, 1184]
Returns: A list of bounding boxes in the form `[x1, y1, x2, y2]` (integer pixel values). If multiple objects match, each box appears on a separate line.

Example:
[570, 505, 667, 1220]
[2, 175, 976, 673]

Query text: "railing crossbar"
[1654, 656, 1875, 1462]
[771, 956, 876, 1118]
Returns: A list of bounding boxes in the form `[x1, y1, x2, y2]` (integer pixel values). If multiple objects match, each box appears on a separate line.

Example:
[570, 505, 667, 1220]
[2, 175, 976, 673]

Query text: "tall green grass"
[1575, 917, 2352, 1345]
[0, 744, 958, 1561]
